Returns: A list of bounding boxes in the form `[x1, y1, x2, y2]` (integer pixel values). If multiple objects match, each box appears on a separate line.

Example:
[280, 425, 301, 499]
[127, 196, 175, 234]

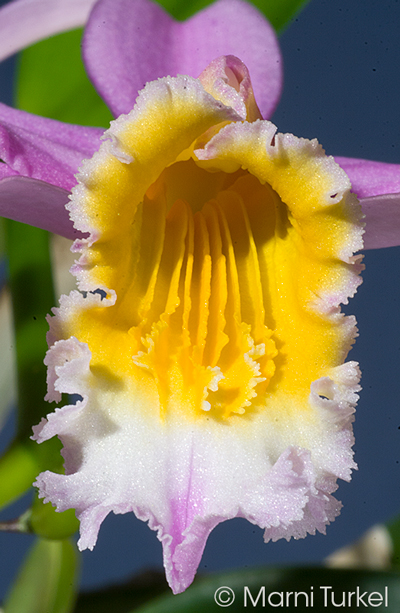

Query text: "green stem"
[0, 509, 32, 533]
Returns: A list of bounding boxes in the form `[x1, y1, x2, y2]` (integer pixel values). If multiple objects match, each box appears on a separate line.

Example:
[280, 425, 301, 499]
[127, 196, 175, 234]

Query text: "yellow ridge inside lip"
[65, 157, 353, 421]
[61, 77, 362, 423]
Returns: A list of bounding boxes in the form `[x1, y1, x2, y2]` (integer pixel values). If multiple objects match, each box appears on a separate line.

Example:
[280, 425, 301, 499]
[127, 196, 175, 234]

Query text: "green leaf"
[157, 0, 214, 19]
[29, 494, 79, 540]
[0, 441, 39, 510]
[16, 29, 112, 127]
[74, 571, 169, 613]
[157, 0, 311, 31]
[0, 218, 6, 258]
[0, 221, 77, 513]
[0, 436, 69, 512]
[387, 515, 400, 571]
[4, 220, 56, 439]
[250, 0, 312, 32]
[3, 538, 79, 613]
[0, 437, 78, 538]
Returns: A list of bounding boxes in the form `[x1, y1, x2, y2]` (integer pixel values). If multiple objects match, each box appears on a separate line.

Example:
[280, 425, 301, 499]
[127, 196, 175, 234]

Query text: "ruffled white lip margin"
[33, 328, 360, 593]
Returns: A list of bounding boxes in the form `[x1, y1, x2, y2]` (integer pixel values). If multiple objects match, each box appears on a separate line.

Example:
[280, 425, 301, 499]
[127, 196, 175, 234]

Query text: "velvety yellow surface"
[62, 79, 361, 423]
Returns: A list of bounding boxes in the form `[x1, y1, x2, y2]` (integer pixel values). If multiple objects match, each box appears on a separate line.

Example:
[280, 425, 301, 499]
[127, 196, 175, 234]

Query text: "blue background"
[0, 0, 399, 601]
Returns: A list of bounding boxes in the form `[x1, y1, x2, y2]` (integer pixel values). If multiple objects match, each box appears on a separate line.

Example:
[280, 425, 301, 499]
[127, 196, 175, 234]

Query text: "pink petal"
[83, 0, 282, 119]
[360, 193, 400, 250]
[0, 103, 104, 191]
[0, 0, 97, 62]
[336, 156, 400, 249]
[335, 156, 400, 199]
[0, 163, 18, 180]
[0, 176, 82, 239]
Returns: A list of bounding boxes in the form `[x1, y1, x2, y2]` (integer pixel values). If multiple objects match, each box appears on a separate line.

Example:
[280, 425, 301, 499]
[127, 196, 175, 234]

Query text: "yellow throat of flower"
[61, 75, 363, 424]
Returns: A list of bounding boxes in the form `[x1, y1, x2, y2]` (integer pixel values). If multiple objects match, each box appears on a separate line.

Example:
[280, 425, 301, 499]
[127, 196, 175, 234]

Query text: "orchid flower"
[0, 0, 400, 596]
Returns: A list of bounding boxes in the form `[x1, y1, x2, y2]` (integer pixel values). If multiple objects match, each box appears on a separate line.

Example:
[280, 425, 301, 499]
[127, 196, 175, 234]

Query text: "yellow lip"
[58, 75, 363, 424]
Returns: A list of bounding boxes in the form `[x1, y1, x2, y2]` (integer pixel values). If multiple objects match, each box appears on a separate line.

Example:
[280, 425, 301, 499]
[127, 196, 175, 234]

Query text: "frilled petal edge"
[83, 0, 282, 119]
[33, 332, 359, 594]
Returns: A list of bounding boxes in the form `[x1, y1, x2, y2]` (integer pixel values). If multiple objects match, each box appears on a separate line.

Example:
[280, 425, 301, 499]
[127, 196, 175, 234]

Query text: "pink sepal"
[0, 176, 82, 239]
[83, 0, 282, 119]
[0, 0, 97, 62]
[361, 193, 400, 249]
[336, 156, 400, 199]
[0, 102, 103, 191]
